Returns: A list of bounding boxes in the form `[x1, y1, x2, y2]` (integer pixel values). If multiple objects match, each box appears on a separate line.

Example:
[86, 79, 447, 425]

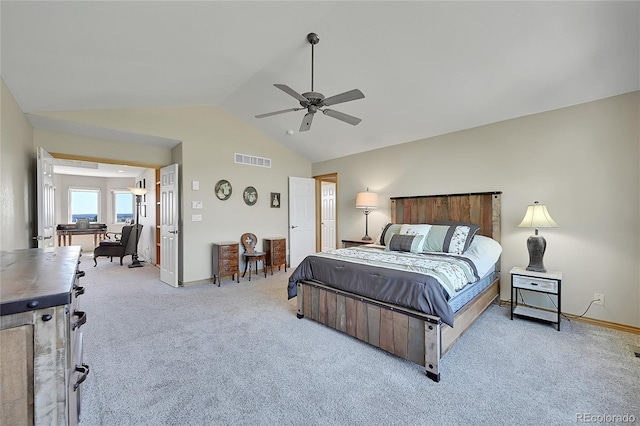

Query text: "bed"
[288, 191, 502, 382]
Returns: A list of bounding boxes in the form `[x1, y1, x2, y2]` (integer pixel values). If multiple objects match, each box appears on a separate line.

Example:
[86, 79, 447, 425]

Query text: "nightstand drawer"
[513, 275, 558, 293]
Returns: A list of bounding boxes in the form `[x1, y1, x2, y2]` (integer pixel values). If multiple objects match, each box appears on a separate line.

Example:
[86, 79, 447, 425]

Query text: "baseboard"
[499, 299, 640, 335]
[180, 278, 213, 287]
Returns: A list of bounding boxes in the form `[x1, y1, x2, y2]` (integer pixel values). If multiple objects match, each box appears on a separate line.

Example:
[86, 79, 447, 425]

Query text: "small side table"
[264, 237, 287, 274]
[212, 242, 239, 286]
[341, 238, 375, 248]
[510, 267, 562, 330]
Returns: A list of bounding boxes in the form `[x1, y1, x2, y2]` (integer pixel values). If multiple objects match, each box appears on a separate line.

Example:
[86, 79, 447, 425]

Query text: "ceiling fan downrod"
[307, 33, 319, 92]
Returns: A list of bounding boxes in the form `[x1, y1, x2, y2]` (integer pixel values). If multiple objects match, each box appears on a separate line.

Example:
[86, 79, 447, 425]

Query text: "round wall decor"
[215, 180, 232, 200]
[243, 186, 258, 206]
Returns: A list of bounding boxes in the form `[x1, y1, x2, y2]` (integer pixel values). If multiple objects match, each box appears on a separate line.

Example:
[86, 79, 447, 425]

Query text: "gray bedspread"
[287, 250, 476, 327]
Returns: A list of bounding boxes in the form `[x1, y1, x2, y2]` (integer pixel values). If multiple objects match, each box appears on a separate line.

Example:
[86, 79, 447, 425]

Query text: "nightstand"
[510, 266, 562, 330]
[212, 242, 239, 286]
[341, 238, 375, 248]
[264, 237, 287, 274]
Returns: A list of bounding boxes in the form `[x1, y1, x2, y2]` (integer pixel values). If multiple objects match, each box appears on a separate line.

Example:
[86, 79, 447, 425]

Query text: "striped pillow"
[386, 233, 425, 253]
[423, 222, 480, 254]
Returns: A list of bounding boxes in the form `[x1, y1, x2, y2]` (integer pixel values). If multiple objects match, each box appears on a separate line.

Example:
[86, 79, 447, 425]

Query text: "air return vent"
[235, 153, 271, 168]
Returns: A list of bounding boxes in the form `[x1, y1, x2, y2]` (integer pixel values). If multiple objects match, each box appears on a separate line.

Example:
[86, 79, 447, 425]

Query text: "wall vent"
[235, 153, 271, 168]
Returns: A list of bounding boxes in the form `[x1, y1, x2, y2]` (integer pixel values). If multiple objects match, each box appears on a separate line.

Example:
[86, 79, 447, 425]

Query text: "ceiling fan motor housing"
[301, 91, 325, 108]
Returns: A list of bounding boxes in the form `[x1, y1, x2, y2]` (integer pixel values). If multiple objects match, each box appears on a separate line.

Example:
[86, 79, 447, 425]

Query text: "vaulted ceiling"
[2, 1, 638, 163]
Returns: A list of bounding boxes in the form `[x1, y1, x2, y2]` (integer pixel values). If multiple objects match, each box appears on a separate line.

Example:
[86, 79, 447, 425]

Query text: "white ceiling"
[2, 1, 638, 164]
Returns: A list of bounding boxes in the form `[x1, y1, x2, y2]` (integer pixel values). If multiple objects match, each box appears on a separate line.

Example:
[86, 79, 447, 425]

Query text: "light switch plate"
[191, 214, 202, 222]
[192, 180, 199, 191]
[192, 201, 202, 209]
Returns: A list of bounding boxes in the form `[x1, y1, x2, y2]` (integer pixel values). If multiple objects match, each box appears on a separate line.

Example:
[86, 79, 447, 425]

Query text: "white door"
[36, 147, 55, 248]
[160, 164, 179, 287]
[321, 182, 336, 251]
[288, 177, 316, 268]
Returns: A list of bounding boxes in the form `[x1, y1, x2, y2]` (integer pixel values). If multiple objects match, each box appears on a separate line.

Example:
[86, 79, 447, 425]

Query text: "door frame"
[313, 173, 338, 252]
[46, 152, 164, 264]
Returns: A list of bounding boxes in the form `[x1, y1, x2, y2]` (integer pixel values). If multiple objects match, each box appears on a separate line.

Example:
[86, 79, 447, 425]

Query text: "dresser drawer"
[218, 249, 238, 260]
[513, 274, 558, 293]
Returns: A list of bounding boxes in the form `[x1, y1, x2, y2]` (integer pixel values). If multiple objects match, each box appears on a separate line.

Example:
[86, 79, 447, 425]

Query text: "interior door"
[160, 164, 179, 287]
[288, 177, 316, 268]
[321, 181, 336, 251]
[36, 147, 55, 248]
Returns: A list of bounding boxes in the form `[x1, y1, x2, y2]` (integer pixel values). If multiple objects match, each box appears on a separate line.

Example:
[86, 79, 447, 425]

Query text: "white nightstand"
[510, 266, 562, 331]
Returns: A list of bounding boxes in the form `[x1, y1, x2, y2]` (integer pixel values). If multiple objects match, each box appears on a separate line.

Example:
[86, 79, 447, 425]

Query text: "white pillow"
[461, 235, 503, 277]
[399, 224, 432, 237]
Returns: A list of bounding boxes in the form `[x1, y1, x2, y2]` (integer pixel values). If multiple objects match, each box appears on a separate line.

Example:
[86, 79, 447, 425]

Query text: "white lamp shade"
[518, 202, 558, 228]
[128, 186, 149, 196]
[356, 191, 378, 209]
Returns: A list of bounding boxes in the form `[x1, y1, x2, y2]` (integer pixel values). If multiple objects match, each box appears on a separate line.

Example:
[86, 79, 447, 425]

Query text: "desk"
[57, 224, 108, 247]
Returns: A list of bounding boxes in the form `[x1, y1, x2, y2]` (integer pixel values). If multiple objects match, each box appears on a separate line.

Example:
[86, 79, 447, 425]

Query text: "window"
[113, 191, 134, 224]
[69, 188, 100, 223]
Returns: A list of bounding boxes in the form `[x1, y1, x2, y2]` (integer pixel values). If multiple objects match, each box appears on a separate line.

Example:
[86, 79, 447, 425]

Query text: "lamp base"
[361, 235, 373, 241]
[525, 234, 547, 273]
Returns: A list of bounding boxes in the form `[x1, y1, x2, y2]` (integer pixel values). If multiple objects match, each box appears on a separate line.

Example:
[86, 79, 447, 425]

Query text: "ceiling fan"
[255, 32, 365, 132]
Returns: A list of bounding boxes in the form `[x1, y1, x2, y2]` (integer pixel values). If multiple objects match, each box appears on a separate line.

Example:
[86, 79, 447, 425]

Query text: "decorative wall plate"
[215, 180, 232, 200]
[243, 186, 258, 206]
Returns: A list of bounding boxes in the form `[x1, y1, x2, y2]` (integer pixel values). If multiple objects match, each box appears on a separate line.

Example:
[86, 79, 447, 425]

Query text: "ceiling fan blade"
[299, 112, 315, 132]
[255, 107, 303, 119]
[322, 89, 365, 107]
[322, 109, 362, 126]
[274, 84, 309, 103]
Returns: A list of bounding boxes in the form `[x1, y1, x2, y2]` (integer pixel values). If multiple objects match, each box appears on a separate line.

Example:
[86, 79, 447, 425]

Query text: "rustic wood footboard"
[297, 278, 499, 382]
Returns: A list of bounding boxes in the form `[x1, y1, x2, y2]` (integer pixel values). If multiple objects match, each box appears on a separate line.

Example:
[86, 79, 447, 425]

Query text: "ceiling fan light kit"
[255, 32, 365, 132]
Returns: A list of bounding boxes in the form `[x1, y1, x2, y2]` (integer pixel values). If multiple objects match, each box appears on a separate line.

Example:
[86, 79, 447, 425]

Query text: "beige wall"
[0, 80, 34, 251]
[313, 91, 640, 327]
[34, 129, 172, 168]
[34, 106, 312, 284]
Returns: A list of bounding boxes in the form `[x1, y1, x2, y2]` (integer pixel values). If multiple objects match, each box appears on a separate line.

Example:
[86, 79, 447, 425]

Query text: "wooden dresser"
[212, 242, 239, 286]
[264, 237, 287, 274]
[0, 246, 88, 426]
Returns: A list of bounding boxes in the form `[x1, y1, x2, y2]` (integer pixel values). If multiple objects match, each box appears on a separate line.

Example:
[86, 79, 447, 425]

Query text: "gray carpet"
[79, 260, 639, 425]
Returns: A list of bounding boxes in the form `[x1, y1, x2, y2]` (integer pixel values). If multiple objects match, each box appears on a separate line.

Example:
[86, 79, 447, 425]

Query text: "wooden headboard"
[390, 191, 502, 242]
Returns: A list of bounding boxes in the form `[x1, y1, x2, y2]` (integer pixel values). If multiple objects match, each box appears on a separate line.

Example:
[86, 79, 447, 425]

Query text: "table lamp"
[355, 188, 378, 241]
[517, 201, 558, 272]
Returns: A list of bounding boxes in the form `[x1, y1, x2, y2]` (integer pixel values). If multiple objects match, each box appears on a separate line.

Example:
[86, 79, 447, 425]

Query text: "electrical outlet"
[594, 293, 605, 305]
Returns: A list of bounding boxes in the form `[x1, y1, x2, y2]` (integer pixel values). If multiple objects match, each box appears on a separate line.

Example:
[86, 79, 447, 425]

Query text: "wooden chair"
[240, 233, 267, 281]
[93, 224, 142, 266]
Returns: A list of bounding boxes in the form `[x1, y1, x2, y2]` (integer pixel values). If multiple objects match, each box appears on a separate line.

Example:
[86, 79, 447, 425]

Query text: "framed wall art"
[215, 180, 232, 200]
[243, 186, 258, 206]
[270, 192, 280, 208]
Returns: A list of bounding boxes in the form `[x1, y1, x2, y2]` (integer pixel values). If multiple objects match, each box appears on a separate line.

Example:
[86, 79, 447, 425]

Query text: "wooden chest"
[212, 242, 239, 286]
[1, 247, 88, 426]
[264, 237, 287, 274]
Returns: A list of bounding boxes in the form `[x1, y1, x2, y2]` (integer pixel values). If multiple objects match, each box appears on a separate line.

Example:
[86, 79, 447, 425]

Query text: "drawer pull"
[72, 310, 87, 330]
[76, 270, 86, 279]
[42, 314, 52, 322]
[73, 364, 90, 391]
[530, 282, 538, 286]
[75, 286, 85, 297]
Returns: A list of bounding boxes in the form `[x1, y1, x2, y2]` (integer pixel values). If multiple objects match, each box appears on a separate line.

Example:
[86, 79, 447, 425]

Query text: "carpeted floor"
[79, 260, 639, 425]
